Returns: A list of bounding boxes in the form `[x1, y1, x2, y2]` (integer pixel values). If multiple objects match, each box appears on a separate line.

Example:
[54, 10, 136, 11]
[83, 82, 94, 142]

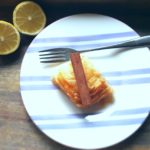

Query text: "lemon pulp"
[0, 21, 20, 55]
[13, 1, 46, 35]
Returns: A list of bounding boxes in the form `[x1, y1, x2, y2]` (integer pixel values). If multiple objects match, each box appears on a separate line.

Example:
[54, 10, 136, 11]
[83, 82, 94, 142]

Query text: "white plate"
[20, 14, 150, 149]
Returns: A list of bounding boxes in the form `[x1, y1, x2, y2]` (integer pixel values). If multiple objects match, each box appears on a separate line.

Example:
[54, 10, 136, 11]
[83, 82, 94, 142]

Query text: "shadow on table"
[0, 36, 34, 66]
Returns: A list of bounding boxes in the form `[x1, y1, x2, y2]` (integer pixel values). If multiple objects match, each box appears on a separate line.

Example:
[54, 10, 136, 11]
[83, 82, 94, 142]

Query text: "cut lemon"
[13, 1, 46, 35]
[0, 21, 20, 55]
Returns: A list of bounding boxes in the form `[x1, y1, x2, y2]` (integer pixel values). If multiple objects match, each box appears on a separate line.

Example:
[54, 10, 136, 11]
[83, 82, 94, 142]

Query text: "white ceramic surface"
[20, 14, 150, 149]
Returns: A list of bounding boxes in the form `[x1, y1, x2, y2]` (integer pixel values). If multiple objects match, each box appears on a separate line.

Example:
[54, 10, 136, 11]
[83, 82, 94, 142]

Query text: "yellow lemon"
[0, 21, 20, 55]
[13, 1, 46, 35]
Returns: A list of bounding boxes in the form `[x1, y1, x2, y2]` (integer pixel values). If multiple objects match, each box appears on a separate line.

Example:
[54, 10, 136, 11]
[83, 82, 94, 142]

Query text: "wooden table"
[0, 1, 150, 150]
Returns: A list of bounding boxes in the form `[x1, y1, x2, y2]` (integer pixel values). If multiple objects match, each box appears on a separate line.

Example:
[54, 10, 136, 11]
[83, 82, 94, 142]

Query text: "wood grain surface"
[0, 1, 150, 150]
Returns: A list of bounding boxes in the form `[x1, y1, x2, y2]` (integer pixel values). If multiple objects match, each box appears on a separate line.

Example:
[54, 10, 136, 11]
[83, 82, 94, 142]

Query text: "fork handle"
[81, 35, 150, 53]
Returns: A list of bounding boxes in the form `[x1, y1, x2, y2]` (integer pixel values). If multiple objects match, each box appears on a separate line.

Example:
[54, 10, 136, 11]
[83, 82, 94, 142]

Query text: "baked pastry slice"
[53, 56, 113, 108]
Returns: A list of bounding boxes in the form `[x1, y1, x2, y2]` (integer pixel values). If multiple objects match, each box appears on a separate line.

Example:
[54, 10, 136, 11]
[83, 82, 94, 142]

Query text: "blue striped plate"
[20, 13, 150, 149]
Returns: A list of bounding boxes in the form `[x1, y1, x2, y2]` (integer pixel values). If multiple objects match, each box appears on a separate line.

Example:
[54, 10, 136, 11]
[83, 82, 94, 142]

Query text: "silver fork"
[39, 35, 150, 63]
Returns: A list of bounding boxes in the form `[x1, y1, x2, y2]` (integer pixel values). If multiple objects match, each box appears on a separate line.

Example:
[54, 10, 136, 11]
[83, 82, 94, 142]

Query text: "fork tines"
[39, 49, 67, 63]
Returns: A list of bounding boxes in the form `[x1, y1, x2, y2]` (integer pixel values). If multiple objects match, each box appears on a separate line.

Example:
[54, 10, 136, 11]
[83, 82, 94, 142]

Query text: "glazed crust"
[53, 57, 113, 108]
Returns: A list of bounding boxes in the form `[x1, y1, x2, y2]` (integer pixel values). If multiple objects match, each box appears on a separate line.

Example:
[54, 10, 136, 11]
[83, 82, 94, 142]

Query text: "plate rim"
[20, 13, 150, 150]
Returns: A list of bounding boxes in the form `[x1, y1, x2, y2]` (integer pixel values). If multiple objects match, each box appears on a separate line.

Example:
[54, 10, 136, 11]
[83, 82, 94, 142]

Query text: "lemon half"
[13, 1, 46, 35]
[0, 21, 20, 55]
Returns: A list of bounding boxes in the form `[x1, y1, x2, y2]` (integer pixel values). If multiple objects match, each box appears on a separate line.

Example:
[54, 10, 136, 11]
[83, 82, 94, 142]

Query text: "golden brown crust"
[53, 56, 113, 108]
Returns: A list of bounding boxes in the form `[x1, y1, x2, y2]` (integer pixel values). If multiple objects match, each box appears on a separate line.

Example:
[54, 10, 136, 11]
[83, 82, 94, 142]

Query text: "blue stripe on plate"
[20, 68, 150, 82]
[37, 118, 145, 130]
[20, 84, 57, 91]
[108, 77, 150, 86]
[20, 76, 150, 91]
[20, 76, 50, 81]
[33, 107, 149, 129]
[28, 40, 137, 53]
[33, 31, 137, 43]
[102, 68, 150, 77]
[32, 107, 150, 121]
[112, 107, 150, 116]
